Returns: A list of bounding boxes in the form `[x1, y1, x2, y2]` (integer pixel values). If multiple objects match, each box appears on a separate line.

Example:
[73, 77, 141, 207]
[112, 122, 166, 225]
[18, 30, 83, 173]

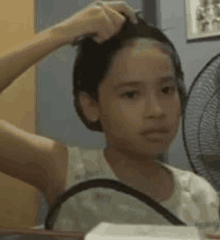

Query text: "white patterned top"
[33, 145, 220, 235]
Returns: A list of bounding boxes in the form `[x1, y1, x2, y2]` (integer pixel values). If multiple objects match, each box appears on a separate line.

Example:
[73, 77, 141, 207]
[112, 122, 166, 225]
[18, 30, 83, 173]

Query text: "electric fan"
[182, 53, 220, 193]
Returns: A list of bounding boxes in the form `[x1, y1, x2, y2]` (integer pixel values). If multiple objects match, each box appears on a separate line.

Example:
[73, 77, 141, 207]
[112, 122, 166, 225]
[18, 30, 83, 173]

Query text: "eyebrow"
[112, 76, 176, 90]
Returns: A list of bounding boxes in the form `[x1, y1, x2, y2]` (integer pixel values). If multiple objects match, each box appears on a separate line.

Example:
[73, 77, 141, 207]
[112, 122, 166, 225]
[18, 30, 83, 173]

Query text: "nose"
[143, 93, 166, 119]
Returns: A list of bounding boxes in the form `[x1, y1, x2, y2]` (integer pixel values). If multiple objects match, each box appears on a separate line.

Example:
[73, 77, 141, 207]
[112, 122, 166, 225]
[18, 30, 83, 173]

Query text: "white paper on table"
[85, 222, 207, 240]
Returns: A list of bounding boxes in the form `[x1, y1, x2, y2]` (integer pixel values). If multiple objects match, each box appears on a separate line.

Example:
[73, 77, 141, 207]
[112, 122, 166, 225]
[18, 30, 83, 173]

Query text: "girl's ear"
[79, 92, 100, 122]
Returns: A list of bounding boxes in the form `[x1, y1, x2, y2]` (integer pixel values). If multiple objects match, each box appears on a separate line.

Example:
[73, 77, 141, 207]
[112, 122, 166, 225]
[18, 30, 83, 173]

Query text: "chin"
[135, 144, 167, 156]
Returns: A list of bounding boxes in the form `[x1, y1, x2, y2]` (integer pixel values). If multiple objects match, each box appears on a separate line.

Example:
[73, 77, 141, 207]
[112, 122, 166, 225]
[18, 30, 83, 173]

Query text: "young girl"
[0, 0, 219, 235]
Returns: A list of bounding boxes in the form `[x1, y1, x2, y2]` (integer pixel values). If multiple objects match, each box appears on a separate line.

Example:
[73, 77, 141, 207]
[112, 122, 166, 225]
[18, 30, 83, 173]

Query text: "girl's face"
[91, 38, 181, 156]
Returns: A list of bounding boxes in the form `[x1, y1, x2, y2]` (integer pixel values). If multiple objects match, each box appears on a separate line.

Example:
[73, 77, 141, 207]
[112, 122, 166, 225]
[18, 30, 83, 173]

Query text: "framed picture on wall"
[185, 0, 220, 40]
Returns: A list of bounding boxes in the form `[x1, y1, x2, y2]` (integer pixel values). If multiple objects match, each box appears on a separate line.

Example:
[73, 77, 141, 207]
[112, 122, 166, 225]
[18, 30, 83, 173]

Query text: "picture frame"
[185, 0, 220, 40]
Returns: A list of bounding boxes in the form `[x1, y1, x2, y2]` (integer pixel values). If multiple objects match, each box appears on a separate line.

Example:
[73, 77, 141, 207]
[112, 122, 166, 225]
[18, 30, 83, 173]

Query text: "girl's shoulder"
[65, 146, 105, 187]
[164, 163, 219, 207]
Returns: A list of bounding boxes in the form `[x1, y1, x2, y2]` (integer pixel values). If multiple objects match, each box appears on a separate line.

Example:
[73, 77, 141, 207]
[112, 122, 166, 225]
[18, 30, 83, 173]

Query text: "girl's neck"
[103, 146, 174, 203]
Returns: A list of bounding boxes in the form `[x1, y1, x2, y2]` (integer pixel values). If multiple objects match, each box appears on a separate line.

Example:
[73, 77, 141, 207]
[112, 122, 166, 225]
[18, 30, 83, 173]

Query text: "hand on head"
[55, 1, 139, 45]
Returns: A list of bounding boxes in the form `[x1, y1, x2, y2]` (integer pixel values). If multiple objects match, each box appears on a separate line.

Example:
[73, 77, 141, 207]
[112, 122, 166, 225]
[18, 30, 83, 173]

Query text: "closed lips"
[141, 128, 169, 135]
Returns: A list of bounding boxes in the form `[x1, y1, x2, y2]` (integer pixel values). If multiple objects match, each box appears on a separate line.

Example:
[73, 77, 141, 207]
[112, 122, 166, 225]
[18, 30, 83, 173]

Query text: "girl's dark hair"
[73, 15, 187, 132]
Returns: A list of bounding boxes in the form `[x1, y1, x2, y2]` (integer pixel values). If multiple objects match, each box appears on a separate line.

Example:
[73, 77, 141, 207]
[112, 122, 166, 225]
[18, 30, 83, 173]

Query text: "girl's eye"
[162, 86, 176, 94]
[120, 87, 176, 99]
[121, 90, 139, 99]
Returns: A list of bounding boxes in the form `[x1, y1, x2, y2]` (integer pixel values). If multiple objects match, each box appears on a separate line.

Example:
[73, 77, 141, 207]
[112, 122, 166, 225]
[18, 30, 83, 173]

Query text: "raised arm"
[0, 28, 69, 95]
[0, 1, 137, 94]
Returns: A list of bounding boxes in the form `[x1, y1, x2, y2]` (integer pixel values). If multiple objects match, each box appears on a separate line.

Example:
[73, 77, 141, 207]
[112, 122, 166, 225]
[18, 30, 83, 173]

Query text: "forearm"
[0, 26, 75, 94]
